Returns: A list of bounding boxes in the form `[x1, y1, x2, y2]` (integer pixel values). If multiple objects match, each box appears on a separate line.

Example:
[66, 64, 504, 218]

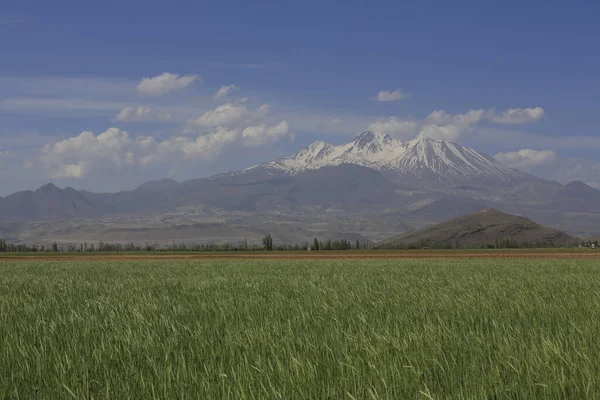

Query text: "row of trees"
[0, 239, 42, 252]
[311, 238, 370, 251]
[376, 238, 581, 250]
[0, 235, 376, 253]
[1, 235, 582, 253]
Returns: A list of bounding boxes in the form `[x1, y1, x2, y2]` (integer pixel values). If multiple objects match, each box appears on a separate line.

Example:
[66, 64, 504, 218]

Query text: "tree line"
[376, 238, 582, 250]
[1, 235, 583, 253]
[0, 236, 375, 253]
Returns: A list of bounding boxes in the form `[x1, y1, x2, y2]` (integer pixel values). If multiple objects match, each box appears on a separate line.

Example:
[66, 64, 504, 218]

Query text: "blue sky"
[1, 0, 599, 195]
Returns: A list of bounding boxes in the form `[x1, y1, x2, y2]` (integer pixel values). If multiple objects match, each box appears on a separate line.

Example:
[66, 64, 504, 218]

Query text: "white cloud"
[38, 121, 293, 179]
[139, 122, 292, 166]
[147, 128, 242, 164]
[328, 118, 343, 126]
[52, 163, 85, 179]
[186, 102, 270, 130]
[418, 109, 485, 141]
[490, 107, 544, 124]
[372, 89, 410, 102]
[425, 109, 486, 126]
[242, 121, 293, 147]
[41, 128, 135, 178]
[368, 117, 419, 139]
[137, 72, 199, 96]
[214, 85, 239, 99]
[494, 149, 557, 169]
[114, 106, 172, 122]
[187, 103, 248, 128]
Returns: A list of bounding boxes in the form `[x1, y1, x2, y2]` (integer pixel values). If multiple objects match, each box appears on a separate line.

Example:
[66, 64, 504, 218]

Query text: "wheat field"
[1, 258, 599, 398]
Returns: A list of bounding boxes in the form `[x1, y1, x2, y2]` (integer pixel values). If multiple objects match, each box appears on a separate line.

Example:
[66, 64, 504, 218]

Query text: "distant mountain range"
[1, 131, 599, 244]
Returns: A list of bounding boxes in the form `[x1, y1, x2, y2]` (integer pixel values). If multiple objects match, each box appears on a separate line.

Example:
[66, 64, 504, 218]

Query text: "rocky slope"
[379, 209, 579, 247]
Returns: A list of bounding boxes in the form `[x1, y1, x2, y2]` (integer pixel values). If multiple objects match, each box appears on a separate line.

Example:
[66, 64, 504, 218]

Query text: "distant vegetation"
[0, 237, 374, 253]
[376, 238, 585, 250]
[3, 258, 600, 398]
[1, 235, 589, 253]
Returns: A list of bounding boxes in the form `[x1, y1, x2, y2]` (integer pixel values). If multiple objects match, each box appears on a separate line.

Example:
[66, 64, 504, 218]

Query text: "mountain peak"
[36, 183, 59, 194]
[477, 208, 502, 214]
[410, 136, 455, 145]
[565, 180, 592, 190]
[256, 131, 531, 184]
[135, 178, 179, 192]
[306, 140, 333, 151]
[353, 131, 393, 146]
[354, 130, 390, 140]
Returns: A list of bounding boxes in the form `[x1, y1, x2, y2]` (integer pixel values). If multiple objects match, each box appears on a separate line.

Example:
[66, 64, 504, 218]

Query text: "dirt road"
[1, 250, 599, 262]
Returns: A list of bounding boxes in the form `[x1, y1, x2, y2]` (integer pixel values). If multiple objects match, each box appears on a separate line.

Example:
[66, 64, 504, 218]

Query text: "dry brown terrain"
[1, 250, 599, 262]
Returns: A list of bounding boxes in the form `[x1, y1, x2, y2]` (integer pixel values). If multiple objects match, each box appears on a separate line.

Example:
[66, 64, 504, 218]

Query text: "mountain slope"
[547, 181, 600, 213]
[254, 131, 531, 185]
[380, 208, 578, 247]
[0, 183, 107, 220]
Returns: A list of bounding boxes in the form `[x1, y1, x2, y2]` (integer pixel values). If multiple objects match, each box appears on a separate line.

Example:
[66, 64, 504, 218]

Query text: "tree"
[356, 240, 360, 250]
[313, 238, 320, 251]
[52, 242, 58, 252]
[262, 234, 273, 251]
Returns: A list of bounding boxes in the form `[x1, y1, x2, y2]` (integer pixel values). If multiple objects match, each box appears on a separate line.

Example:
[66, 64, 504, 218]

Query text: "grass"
[1, 259, 600, 398]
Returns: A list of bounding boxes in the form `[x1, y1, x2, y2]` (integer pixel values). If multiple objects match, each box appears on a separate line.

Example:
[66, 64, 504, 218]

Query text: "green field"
[2, 259, 600, 398]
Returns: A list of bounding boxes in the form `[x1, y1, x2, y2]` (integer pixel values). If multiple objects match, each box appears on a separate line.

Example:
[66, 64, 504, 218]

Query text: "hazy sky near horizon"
[1, 0, 599, 195]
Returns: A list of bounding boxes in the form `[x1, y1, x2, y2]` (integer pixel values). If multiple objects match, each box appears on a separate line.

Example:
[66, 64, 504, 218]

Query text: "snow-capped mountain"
[252, 131, 530, 184]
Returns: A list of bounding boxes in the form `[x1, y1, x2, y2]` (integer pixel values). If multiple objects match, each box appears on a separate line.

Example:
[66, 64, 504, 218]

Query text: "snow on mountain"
[252, 131, 529, 183]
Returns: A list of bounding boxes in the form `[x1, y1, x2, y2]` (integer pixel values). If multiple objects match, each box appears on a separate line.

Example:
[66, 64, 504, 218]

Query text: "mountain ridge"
[2, 131, 600, 242]
[250, 131, 532, 186]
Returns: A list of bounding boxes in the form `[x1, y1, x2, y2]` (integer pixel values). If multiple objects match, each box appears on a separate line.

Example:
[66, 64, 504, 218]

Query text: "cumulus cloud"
[415, 107, 544, 141]
[242, 121, 293, 147]
[372, 89, 410, 102]
[137, 72, 199, 96]
[143, 128, 242, 166]
[39, 122, 293, 179]
[214, 85, 238, 99]
[41, 128, 135, 178]
[490, 107, 544, 124]
[186, 102, 270, 130]
[494, 149, 557, 169]
[136, 122, 293, 166]
[365, 105, 545, 142]
[368, 117, 419, 139]
[114, 106, 172, 122]
[418, 109, 485, 141]
[188, 103, 248, 128]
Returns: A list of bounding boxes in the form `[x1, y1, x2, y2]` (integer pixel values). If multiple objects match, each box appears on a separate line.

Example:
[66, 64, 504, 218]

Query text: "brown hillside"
[380, 208, 578, 247]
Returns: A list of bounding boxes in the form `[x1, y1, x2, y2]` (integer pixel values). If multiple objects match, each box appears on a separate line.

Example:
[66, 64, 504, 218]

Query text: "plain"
[2, 258, 599, 398]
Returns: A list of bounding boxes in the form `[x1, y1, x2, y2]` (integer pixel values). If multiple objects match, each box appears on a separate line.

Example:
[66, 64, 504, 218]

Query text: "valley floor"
[0, 248, 599, 261]
[2, 258, 600, 398]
